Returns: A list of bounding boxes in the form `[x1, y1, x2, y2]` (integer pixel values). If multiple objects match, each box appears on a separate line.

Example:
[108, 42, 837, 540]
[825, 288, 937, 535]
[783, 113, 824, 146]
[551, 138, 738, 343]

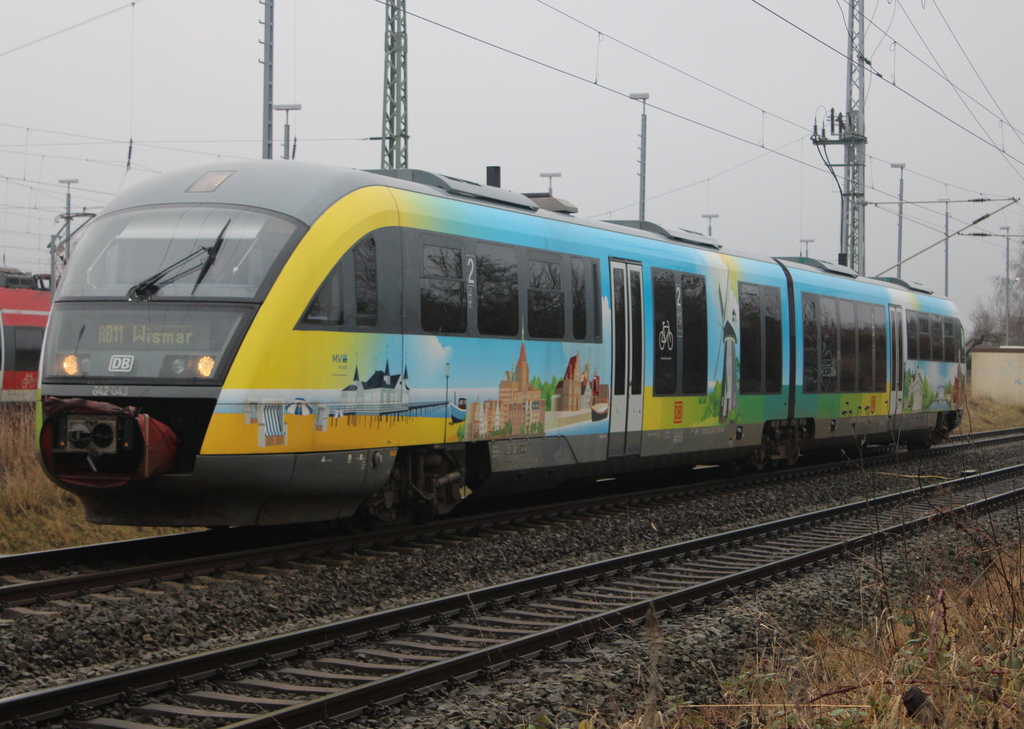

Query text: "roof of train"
[100, 161, 948, 303]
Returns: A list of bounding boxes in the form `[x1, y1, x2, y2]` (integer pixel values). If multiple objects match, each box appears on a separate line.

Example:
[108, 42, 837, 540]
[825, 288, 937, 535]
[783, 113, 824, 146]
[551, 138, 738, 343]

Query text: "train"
[36, 161, 965, 527]
[0, 268, 49, 403]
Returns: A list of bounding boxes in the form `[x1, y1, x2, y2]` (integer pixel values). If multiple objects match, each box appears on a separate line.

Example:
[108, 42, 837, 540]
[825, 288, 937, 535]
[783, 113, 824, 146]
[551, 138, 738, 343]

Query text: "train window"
[943, 317, 956, 362]
[918, 314, 931, 361]
[527, 258, 565, 339]
[838, 299, 857, 392]
[856, 303, 873, 392]
[571, 257, 587, 341]
[353, 238, 378, 327]
[931, 315, 943, 361]
[681, 273, 707, 395]
[907, 312, 919, 360]
[629, 269, 643, 395]
[873, 305, 886, 392]
[738, 283, 762, 394]
[612, 268, 626, 396]
[652, 268, 677, 395]
[802, 294, 819, 393]
[592, 260, 603, 342]
[819, 297, 838, 392]
[6, 326, 43, 371]
[956, 321, 964, 363]
[765, 289, 782, 393]
[421, 243, 467, 334]
[302, 262, 344, 325]
[477, 243, 519, 336]
[739, 283, 782, 395]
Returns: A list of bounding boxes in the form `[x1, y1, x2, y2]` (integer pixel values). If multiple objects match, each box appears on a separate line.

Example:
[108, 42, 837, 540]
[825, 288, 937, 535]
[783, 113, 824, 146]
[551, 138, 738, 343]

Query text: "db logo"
[109, 355, 135, 372]
[673, 401, 683, 424]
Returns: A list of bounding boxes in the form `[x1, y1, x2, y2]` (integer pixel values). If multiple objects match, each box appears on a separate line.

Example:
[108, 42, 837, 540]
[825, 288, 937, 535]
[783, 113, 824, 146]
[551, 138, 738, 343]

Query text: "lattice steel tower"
[380, 0, 408, 169]
[842, 0, 867, 275]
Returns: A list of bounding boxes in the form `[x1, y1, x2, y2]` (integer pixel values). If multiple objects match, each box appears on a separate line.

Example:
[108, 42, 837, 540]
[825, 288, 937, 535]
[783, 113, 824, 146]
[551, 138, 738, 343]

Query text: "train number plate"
[92, 385, 129, 397]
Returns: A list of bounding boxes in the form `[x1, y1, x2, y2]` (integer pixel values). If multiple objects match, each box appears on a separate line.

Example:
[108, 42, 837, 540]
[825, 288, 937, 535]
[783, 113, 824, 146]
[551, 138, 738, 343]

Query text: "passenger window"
[421, 243, 467, 333]
[857, 302, 873, 392]
[353, 238, 377, 327]
[931, 315, 944, 361]
[918, 315, 931, 361]
[477, 243, 519, 336]
[819, 297, 838, 392]
[302, 262, 344, 325]
[571, 257, 587, 341]
[873, 305, 886, 392]
[527, 258, 564, 339]
[680, 273, 707, 395]
[907, 312, 919, 360]
[739, 283, 762, 394]
[802, 294, 819, 393]
[764, 289, 782, 393]
[11, 327, 43, 371]
[652, 268, 677, 395]
[838, 299, 857, 392]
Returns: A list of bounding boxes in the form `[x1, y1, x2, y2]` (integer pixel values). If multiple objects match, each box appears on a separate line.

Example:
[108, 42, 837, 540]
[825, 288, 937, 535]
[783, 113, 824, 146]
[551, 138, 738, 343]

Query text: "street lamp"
[1002, 225, 1012, 346]
[891, 163, 905, 278]
[701, 213, 719, 237]
[800, 238, 814, 258]
[273, 103, 302, 160]
[629, 92, 649, 221]
[539, 172, 561, 194]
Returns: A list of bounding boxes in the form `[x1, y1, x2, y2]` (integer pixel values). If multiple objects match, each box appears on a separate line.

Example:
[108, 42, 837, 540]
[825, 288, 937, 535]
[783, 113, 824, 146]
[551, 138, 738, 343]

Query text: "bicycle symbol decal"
[658, 321, 674, 351]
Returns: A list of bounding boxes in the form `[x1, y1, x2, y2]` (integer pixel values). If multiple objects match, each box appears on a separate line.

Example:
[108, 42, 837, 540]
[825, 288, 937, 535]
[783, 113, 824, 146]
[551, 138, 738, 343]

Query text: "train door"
[608, 260, 645, 457]
[889, 304, 905, 417]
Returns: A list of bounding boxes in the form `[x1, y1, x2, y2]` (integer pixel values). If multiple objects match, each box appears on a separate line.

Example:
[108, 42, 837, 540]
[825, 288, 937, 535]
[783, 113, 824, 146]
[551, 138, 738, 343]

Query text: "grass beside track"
[0, 406, 189, 554]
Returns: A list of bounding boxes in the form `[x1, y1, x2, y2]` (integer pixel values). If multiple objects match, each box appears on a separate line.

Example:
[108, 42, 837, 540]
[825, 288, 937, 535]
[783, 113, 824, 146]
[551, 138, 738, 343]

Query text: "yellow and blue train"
[37, 161, 965, 526]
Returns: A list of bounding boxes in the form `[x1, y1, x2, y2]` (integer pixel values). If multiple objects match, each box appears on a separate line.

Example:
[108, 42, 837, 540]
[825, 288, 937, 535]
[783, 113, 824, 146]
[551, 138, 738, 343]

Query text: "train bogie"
[36, 162, 965, 526]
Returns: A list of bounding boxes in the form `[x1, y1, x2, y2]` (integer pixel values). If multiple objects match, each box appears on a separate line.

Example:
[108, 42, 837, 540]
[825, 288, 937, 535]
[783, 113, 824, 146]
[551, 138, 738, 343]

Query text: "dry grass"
[660, 538, 1024, 728]
[0, 406, 188, 554]
[956, 393, 1024, 435]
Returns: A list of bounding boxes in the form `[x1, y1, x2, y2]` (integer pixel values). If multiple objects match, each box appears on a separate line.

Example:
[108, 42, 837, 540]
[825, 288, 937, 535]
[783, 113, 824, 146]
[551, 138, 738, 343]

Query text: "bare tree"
[970, 241, 1024, 346]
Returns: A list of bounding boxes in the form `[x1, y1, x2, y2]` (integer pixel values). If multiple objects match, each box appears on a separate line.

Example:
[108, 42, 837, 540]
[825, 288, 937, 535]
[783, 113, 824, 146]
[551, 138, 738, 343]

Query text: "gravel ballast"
[0, 442, 1020, 727]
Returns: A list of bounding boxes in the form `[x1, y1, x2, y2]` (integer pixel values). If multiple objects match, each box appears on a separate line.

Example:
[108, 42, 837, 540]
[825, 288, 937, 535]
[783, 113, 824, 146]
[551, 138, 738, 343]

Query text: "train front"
[37, 167, 310, 525]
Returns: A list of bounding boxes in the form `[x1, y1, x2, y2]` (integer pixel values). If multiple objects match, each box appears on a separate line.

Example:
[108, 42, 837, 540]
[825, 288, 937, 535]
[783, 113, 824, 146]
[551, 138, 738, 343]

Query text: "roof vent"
[604, 220, 722, 249]
[776, 256, 858, 278]
[368, 169, 539, 211]
[870, 276, 934, 294]
[524, 192, 578, 214]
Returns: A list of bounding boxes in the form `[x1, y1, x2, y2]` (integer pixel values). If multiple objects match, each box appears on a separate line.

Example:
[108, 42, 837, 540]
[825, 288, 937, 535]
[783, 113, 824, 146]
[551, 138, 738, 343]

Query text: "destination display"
[42, 304, 252, 382]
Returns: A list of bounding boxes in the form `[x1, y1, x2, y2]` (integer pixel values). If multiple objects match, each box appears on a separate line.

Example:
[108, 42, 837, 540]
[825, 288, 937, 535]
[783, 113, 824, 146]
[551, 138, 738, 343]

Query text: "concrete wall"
[971, 348, 1024, 404]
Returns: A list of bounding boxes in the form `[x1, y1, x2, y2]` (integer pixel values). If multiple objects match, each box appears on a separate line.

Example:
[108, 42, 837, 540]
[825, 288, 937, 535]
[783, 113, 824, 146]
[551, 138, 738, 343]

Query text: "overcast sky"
[3, 0, 1024, 325]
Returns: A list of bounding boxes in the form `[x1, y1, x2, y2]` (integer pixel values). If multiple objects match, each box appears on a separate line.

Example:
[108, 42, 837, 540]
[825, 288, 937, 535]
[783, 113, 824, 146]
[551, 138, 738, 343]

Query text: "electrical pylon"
[381, 0, 408, 169]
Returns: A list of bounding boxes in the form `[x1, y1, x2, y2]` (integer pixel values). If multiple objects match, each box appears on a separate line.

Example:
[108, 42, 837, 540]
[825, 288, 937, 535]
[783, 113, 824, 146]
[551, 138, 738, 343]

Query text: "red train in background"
[0, 268, 50, 403]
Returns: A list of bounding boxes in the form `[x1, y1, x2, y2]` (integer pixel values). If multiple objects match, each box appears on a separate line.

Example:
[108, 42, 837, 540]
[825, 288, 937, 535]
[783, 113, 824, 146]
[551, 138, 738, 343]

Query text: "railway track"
[2, 427, 1021, 613]
[2, 460, 1022, 729]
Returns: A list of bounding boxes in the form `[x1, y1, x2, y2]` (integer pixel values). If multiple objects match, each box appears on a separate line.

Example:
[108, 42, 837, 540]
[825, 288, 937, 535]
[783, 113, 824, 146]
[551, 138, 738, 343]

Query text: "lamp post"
[539, 172, 561, 194]
[1003, 225, 1012, 346]
[891, 163, 905, 278]
[941, 199, 950, 296]
[800, 238, 814, 258]
[629, 92, 649, 221]
[701, 213, 719, 237]
[273, 104, 301, 160]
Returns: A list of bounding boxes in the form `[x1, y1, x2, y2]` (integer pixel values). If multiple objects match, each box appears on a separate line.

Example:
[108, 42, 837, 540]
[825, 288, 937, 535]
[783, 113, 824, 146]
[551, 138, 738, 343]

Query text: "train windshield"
[58, 205, 303, 301]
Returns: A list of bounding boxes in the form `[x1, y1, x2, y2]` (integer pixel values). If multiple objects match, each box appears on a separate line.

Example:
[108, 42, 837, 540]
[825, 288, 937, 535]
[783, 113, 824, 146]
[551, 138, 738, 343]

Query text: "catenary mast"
[381, 0, 408, 169]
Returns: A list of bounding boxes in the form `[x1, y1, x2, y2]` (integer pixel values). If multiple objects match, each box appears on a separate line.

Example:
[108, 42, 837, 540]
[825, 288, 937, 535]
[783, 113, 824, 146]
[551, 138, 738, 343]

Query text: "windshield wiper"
[191, 219, 230, 294]
[128, 220, 231, 300]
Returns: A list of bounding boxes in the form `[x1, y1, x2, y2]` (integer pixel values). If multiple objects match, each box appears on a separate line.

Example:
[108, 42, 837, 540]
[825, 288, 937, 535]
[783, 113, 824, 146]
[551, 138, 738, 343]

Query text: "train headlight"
[171, 357, 187, 375]
[62, 355, 79, 376]
[196, 355, 216, 378]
